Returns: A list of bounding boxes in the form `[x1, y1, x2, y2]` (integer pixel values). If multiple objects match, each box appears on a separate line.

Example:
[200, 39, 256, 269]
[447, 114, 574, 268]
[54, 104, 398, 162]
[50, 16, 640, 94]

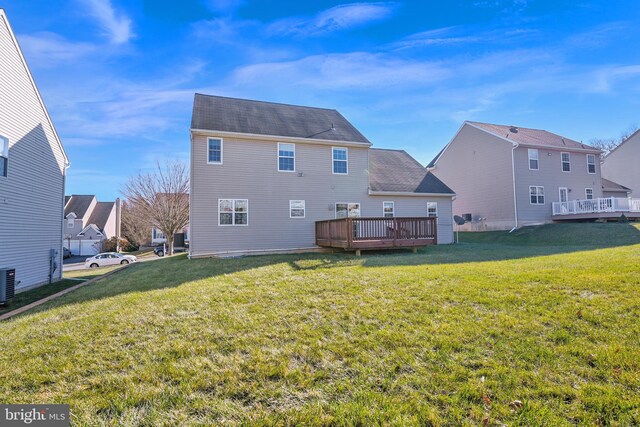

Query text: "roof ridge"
[195, 93, 338, 112]
[468, 120, 552, 133]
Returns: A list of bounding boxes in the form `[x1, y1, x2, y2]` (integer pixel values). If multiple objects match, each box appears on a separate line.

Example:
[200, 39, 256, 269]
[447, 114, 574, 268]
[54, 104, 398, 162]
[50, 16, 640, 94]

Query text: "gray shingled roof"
[468, 121, 600, 151]
[64, 195, 95, 219]
[86, 202, 115, 231]
[369, 149, 455, 194]
[191, 94, 370, 144]
[601, 178, 631, 193]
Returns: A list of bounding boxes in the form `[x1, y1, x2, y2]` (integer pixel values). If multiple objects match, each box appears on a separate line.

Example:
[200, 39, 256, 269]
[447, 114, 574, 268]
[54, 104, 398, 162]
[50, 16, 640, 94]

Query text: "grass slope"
[1, 223, 639, 426]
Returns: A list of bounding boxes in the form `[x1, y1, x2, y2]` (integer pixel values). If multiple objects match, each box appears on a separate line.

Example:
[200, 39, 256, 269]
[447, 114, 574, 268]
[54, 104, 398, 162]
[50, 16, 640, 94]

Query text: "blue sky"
[5, 0, 640, 200]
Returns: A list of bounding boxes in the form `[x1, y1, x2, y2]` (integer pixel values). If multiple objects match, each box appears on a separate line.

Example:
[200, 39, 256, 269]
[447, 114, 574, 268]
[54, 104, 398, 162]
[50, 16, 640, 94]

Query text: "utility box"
[0, 268, 16, 305]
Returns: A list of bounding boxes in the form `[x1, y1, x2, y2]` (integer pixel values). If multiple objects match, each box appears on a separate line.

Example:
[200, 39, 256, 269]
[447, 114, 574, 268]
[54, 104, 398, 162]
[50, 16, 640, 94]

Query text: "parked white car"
[84, 252, 137, 268]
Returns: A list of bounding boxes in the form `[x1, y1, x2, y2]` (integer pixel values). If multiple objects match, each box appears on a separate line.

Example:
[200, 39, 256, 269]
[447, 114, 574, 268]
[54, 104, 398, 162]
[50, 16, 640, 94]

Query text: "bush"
[101, 237, 133, 252]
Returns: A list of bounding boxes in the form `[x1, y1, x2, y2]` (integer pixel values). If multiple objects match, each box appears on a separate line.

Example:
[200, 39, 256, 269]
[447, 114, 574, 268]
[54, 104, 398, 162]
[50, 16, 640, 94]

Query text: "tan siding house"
[430, 121, 604, 230]
[601, 130, 639, 197]
[0, 9, 69, 290]
[63, 195, 120, 256]
[190, 94, 455, 257]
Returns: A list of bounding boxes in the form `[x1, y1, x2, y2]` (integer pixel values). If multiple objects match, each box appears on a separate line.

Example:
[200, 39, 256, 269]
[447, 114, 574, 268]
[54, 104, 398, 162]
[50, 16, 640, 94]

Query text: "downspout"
[509, 143, 519, 233]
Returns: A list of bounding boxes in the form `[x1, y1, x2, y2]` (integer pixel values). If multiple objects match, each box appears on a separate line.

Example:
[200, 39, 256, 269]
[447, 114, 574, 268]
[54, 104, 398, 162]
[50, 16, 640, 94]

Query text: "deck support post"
[355, 249, 361, 257]
[412, 247, 417, 254]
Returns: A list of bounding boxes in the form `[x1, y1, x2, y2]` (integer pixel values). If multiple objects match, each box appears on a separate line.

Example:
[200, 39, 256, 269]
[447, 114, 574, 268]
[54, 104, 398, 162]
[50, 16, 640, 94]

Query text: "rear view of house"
[189, 94, 455, 257]
[0, 9, 69, 291]
[429, 121, 621, 230]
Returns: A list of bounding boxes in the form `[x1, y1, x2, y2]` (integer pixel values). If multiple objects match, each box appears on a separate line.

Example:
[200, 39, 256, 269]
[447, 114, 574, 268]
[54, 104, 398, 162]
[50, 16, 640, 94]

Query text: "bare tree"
[120, 199, 152, 247]
[589, 124, 639, 157]
[122, 161, 189, 255]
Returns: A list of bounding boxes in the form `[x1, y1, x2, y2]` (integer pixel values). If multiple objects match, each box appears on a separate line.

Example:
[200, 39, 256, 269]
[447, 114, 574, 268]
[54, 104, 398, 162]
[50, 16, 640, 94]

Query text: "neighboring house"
[0, 9, 69, 291]
[189, 94, 455, 257]
[601, 130, 639, 197]
[601, 178, 631, 198]
[64, 195, 121, 255]
[151, 225, 190, 245]
[429, 121, 605, 230]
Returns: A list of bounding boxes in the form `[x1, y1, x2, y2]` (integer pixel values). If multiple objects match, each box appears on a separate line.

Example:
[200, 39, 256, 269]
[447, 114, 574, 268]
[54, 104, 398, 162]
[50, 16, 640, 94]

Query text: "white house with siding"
[189, 94, 455, 257]
[601, 130, 639, 197]
[0, 9, 69, 291]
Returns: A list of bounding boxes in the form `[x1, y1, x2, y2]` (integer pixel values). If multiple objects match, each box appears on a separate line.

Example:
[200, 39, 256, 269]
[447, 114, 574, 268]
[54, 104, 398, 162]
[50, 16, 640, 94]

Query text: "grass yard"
[0, 223, 639, 426]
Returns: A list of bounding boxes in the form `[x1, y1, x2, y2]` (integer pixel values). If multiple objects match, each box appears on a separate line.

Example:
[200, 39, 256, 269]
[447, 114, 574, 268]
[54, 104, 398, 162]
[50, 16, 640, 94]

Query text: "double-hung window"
[530, 186, 545, 205]
[587, 154, 596, 174]
[335, 202, 360, 219]
[332, 147, 348, 174]
[219, 199, 248, 225]
[290, 200, 305, 218]
[383, 201, 394, 218]
[278, 143, 295, 172]
[561, 152, 571, 172]
[0, 135, 8, 177]
[207, 138, 222, 164]
[585, 188, 593, 200]
[427, 202, 438, 217]
[528, 149, 539, 170]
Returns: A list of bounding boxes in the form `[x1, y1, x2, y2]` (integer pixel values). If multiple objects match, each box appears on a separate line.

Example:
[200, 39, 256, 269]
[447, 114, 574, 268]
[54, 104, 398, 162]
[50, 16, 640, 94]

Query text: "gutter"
[190, 128, 372, 148]
[511, 142, 519, 230]
[368, 190, 456, 198]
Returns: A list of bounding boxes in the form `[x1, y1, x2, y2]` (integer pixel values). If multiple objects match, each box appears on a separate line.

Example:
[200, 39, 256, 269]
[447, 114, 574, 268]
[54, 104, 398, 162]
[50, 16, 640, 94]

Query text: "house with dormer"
[64, 195, 121, 255]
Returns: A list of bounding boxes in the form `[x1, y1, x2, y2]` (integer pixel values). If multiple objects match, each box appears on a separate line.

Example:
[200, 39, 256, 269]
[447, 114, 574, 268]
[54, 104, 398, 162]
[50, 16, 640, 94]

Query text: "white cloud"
[80, 0, 134, 44]
[268, 2, 398, 37]
[18, 32, 96, 66]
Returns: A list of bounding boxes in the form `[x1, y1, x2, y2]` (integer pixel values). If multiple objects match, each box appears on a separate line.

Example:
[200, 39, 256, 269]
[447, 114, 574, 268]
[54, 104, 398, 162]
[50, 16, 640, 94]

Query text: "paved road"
[63, 254, 160, 272]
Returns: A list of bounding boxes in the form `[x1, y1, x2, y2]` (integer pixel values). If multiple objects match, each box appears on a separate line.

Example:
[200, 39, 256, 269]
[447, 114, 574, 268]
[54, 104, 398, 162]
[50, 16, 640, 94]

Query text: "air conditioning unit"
[0, 268, 16, 305]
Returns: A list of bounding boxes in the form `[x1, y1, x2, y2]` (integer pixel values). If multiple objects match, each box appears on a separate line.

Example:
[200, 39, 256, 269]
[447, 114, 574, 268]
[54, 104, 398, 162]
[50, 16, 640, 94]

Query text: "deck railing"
[315, 217, 437, 250]
[552, 197, 640, 216]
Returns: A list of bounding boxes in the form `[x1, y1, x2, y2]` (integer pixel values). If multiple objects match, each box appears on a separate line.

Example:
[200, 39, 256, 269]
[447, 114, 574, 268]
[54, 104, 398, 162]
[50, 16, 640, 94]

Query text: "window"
[219, 199, 248, 225]
[335, 202, 360, 219]
[585, 188, 593, 200]
[67, 218, 74, 228]
[0, 135, 8, 177]
[530, 186, 545, 205]
[528, 149, 539, 170]
[152, 228, 165, 240]
[207, 138, 222, 164]
[561, 152, 571, 172]
[427, 202, 438, 217]
[383, 201, 394, 218]
[290, 200, 305, 218]
[587, 154, 596, 174]
[332, 147, 348, 174]
[278, 143, 295, 172]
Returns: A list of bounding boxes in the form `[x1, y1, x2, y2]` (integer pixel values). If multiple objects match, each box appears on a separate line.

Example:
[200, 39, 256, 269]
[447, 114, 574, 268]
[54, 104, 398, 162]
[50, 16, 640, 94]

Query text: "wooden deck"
[315, 217, 437, 254]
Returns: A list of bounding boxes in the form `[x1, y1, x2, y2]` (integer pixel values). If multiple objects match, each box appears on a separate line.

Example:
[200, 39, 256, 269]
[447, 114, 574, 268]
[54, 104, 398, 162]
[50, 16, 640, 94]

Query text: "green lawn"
[1, 223, 639, 426]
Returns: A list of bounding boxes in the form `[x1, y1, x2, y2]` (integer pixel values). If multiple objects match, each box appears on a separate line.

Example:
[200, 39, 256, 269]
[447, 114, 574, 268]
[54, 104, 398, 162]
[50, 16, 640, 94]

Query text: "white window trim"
[277, 142, 296, 173]
[383, 201, 394, 218]
[0, 135, 8, 178]
[332, 147, 348, 175]
[207, 137, 223, 165]
[561, 152, 571, 173]
[587, 154, 596, 174]
[558, 187, 568, 203]
[218, 199, 249, 226]
[529, 185, 545, 205]
[528, 148, 539, 170]
[289, 200, 305, 218]
[335, 202, 360, 219]
[427, 202, 438, 218]
[585, 188, 594, 200]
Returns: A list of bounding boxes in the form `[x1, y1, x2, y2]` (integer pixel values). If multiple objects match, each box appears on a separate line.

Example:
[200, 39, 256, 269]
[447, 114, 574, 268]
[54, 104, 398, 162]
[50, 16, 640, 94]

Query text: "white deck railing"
[552, 197, 640, 216]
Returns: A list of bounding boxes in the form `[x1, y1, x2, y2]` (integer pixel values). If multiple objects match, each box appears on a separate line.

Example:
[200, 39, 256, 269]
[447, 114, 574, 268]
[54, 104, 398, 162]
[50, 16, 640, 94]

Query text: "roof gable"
[86, 202, 115, 230]
[191, 94, 370, 144]
[369, 149, 455, 195]
[64, 195, 96, 219]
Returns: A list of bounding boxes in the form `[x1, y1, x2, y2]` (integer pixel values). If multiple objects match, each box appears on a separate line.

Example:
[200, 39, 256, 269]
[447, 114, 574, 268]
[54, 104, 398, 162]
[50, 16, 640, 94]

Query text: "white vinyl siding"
[528, 148, 539, 170]
[335, 202, 360, 218]
[383, 201, 394, 218]
[587, 154, 596, 174]
[427, 202, 438, 217]
[289, 200, 305, 218]
[530, 186, 545, 205]
[218, 199, 248, 226]
[332, 147, 348, 174]
[207, 138, 222, 164]
[278, 143, 295, 172]
[585, 188, 593, 200]
[561, 152, 571, 172]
